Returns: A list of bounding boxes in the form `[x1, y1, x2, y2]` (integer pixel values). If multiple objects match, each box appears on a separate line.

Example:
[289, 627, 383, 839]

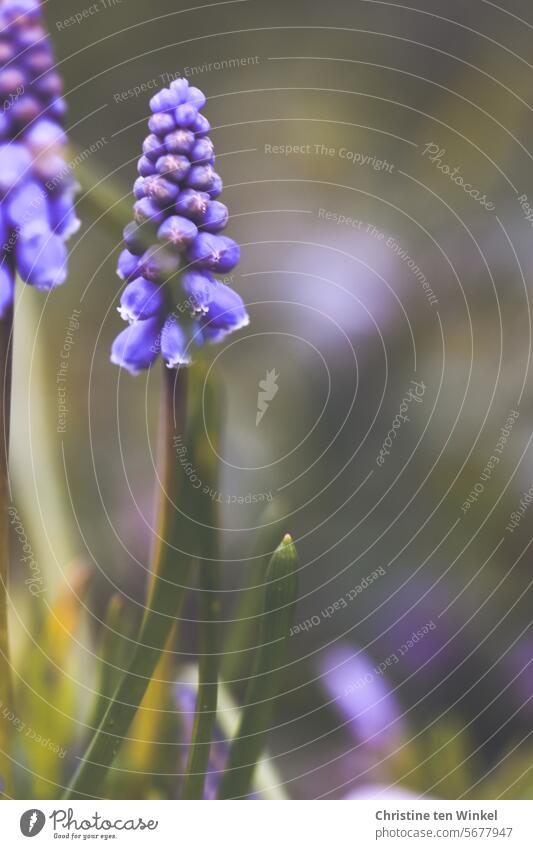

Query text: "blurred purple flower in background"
[319, 643, 406, 753]
[319, 643, 421, 799]
[111, 77, 249, 374]
[0, 0, 79, 309]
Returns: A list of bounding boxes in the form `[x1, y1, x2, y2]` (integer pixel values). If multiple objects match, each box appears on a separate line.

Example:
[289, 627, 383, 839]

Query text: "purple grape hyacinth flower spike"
[0, 0, 80, 311]
[111, 77, 249, 374]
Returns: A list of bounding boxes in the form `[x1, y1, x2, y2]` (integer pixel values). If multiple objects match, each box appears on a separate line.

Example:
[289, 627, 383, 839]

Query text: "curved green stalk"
[0, 304, 13, 798]
[86, 594, 135, 733]
[218, 535, 298, 800]
[64, 366, 193, 800]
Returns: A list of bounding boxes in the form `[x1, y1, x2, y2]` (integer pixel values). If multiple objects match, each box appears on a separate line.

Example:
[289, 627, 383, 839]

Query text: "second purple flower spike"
[0, 0, 80, 314]
[111, 77, 249, 375]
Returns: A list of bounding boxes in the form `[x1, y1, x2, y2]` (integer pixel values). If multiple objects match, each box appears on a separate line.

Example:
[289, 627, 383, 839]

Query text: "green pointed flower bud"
[218, 534, 298, 799]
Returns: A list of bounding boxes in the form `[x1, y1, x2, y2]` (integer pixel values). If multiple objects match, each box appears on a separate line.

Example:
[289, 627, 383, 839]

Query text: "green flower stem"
[181, 561, 219, 799]
[64, 366, 193, 800]
[218, 535, 298, 800]
[182, 369, 221, 799]
[0, 305, 13, 798]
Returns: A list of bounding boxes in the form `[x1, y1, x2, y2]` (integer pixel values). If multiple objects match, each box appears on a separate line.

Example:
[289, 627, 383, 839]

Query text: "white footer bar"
[2, 799, 531, 848]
